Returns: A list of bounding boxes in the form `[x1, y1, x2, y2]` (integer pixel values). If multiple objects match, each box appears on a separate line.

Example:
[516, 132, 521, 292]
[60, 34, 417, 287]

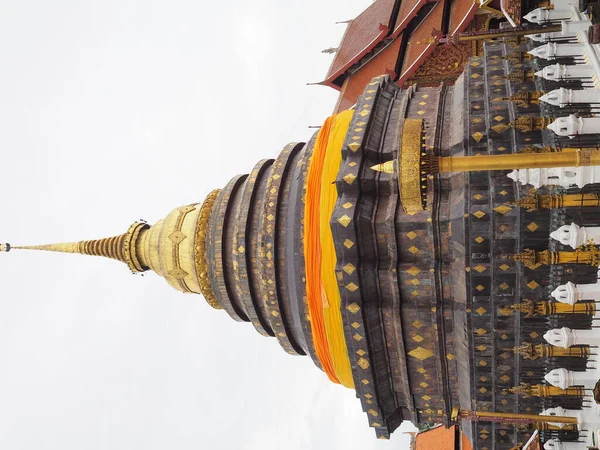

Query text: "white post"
[552, 281, 600, 304]
[544, 439, 587, 450]
[562, 19, 592, 34]
[547, 114, 600, 137]
[540, 88, 600, 107]
[507, 166, 600, 188]
[544, 327, 600, 347]
[528, 43, 585, 59]
[524, 7, 577, 23]
[528, 19, 591, 41]
[541, 406, 582, 428]
[545, 367, 597, 389]
[535, 63, 594, 81]
[551, 0, 584, 10]
[550, 223, 600, 248]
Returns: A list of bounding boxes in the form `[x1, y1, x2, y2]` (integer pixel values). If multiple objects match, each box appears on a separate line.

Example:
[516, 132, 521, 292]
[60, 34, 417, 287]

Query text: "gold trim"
[398, 119, 425, 214]
[195, 190, 222, 309]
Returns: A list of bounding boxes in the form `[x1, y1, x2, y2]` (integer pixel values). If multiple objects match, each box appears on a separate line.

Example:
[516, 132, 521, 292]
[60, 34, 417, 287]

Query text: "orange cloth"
[304, 110, 354, 388]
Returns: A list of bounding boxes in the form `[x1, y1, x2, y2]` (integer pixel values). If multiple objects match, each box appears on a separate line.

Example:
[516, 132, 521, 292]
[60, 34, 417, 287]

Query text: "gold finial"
[512, 343, 540, 360]
[510, 299, 537, 318]
[10, 222, 150, 273]
[506, 249, 546, 270]
[370, 161, 395, 173]
[0, 243, 11, 252]
[508, 116, 552, 133]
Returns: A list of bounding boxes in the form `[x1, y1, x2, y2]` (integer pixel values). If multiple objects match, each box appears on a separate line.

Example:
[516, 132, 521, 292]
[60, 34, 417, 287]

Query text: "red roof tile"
[333, 36, 404, 113]
[324, 0, 397, 87]
[397, 0, 446, 84]
[415, 426, 456, 450]
[414, 426, 473, 450]
[449, 0, 479, 34]
[392, 0, 428, 37]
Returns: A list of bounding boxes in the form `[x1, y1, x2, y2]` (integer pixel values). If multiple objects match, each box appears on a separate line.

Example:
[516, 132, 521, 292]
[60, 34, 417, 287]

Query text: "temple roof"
[333, 36, 404, 112]
[323, 0, 399, 87]
[392, 0, 427, 37]
[326, 0, 481, 112]
[414, 425, 473, 450]
[397, 0, 446, 84]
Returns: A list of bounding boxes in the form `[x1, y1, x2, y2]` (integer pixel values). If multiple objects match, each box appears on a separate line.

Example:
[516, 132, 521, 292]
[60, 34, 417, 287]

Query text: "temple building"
[321, 0, 541, 112]
[6, 0, 600, 448]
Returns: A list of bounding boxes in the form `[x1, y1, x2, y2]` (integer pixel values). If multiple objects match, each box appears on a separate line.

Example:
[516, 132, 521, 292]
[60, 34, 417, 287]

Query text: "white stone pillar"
[547, 114, 600, 137]
[562, 19, 593, 34]
[540, 88, 600, 107]
[507, 166, 600, 189]
[542, 406, 582, 428]
[550, 222, 600, 248]
[528, 43, 585, 60]
[544, 438, 587, 450]
[535, 63, 594, 81]
[552, 281, 600, 304]
[528, 19, 592, 41]
[545, 367, 597, 388]
[544, 327, 600, 347]
[552, 0, 584, 10]
[524, 7, 576, 23]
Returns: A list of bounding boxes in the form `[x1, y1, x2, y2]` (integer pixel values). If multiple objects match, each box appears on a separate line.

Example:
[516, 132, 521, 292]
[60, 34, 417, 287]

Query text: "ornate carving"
[509, 383, 583, 398]
[512, 343, 540, 360]
[406, 43, 473, 85]
[497, 91, 543, 107]
[508, 116, 552, 133]
[398, 119, 427, 214]
[518, 145, 558, 153]
[195, 189, 222, 309]
[504, 70, 535, 84]
[508, 247, 600, 268]
[515, 193, 600, 211]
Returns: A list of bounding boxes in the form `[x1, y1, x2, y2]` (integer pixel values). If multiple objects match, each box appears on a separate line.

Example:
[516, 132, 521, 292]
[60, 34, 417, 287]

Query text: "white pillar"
[507, 166, 600, 188]
[535, 63, 594, 81]
[544, 438, 587, 450]
[542, 406, 582, 428]
[528, 19, 591, 41]
[545, 367, 597, 388]
[547, 114, 600, 137]
[550, 222, 600, 248]
[544, 327, 600, 347]
[552, 281, 600, 304]
[552, 0, 584, 10]
[528, 42, 585, 59]
[524, 7, 576, 23]
[562, 19, 593, 34]
[540, 88, 600, 107]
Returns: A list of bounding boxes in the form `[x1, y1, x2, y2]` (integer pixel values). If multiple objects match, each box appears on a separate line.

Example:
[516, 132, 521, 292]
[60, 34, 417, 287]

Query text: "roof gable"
[324, 0, 399, 87]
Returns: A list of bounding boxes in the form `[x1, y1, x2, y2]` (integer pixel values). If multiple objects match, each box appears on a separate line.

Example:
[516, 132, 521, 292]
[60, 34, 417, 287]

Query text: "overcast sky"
[0, 1, 415, 449]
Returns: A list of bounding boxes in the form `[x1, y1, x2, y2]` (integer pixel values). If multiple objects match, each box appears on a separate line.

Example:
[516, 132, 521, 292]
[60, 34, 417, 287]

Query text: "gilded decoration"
[195, 189, 222, 309]
[407, 43, 473, 86]
[398, 119, 426, 214]
[404, 15, 489, 86]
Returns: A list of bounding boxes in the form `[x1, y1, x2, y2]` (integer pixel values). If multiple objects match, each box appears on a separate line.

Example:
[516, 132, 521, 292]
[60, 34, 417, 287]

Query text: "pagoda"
[5, 0, 600, 448]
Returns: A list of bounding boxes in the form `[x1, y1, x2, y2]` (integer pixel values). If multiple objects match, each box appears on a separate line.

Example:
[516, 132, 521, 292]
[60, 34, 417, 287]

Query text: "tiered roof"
[414, 426, 473, 450]
[323, 0, 398, 87]
[324, 0, 482, 112]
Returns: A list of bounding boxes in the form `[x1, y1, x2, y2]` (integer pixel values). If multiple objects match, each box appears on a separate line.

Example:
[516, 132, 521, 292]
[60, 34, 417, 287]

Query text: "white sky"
[0, 1, 415, 449]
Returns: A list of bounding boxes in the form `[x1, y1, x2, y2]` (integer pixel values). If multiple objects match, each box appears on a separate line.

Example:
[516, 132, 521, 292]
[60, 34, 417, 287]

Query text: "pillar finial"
[7, 222, 149, 273]
[370, 161, 395, 173]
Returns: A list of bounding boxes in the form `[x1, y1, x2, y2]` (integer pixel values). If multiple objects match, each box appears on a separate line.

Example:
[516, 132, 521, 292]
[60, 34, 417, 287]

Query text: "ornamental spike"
[370, 161, 395, 174]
